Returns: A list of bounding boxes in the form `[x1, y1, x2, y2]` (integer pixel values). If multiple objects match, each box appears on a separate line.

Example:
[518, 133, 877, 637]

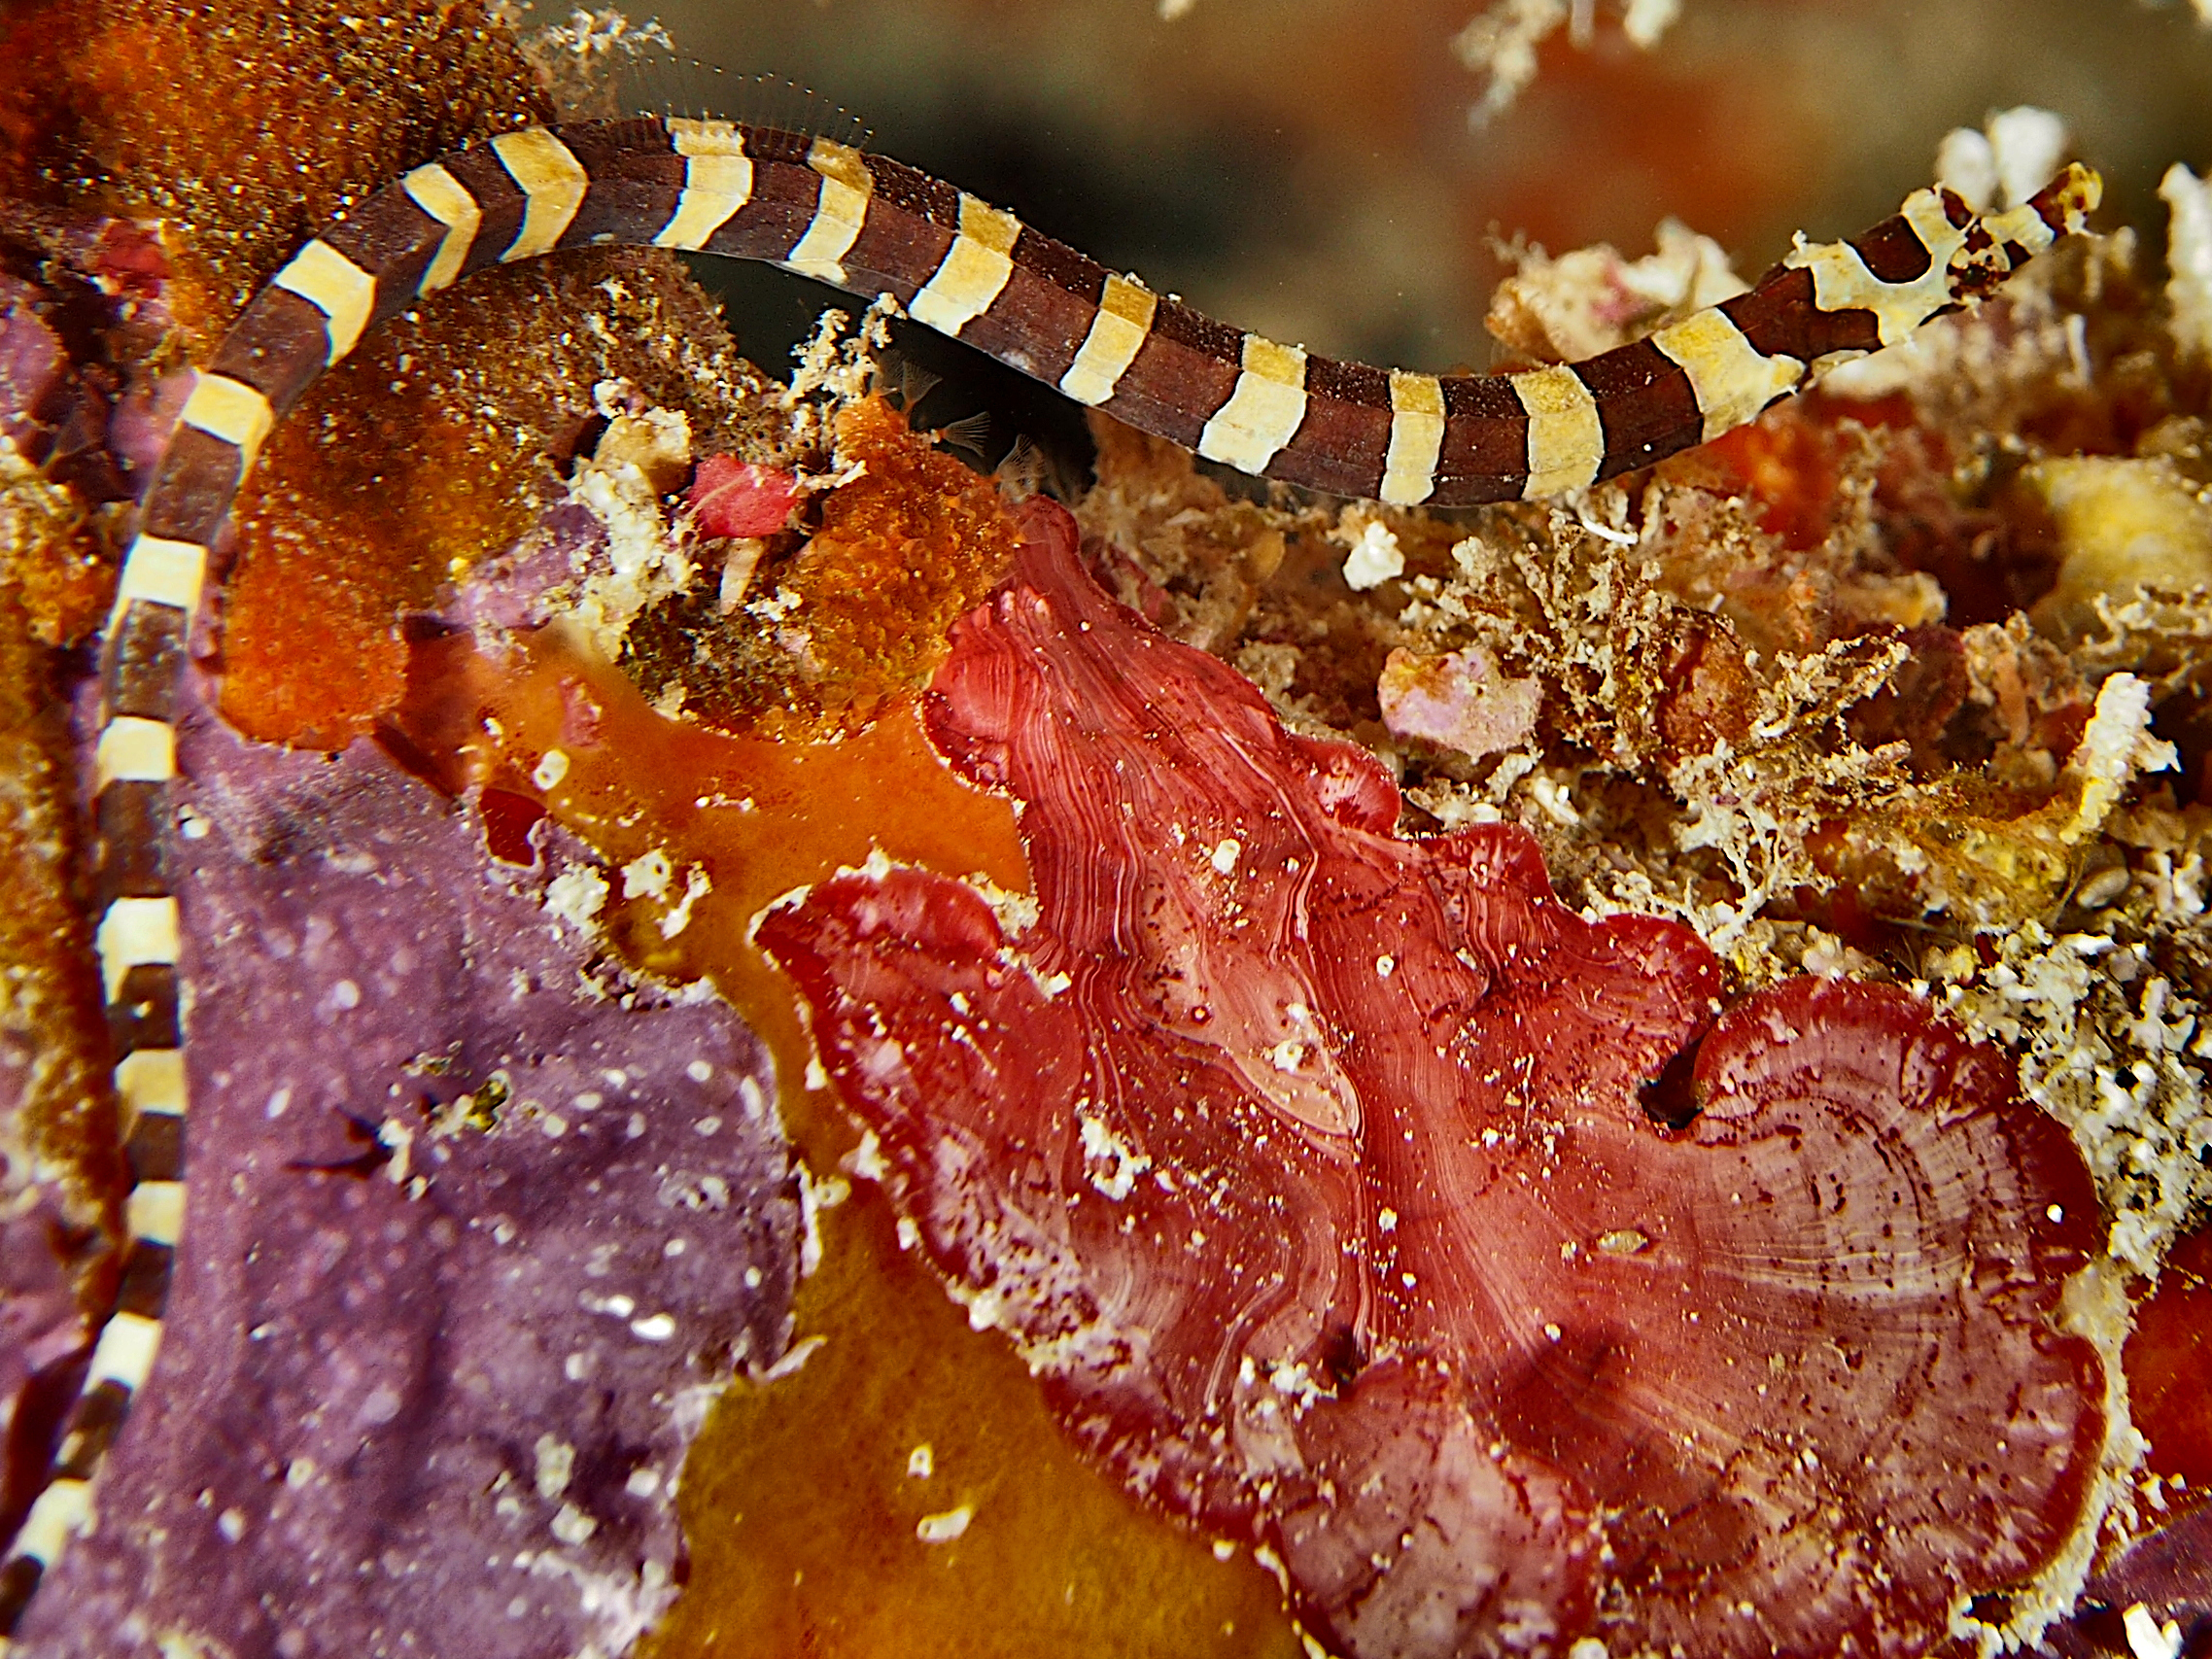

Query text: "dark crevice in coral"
[1637, 1037, 1705, 1130]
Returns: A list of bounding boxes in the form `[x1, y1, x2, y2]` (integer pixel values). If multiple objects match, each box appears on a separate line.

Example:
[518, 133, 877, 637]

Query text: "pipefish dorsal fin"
[621, 59, 871, 152]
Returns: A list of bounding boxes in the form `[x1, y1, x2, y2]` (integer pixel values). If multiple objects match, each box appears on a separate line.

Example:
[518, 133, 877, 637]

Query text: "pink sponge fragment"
[686, 455, 802, 538]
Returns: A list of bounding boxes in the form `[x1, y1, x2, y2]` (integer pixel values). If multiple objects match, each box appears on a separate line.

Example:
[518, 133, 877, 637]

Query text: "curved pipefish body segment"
[0, 112, 2101, 1639]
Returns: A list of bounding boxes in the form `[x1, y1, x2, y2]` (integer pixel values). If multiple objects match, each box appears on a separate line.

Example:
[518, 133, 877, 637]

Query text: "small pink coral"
[687, 455, 801, 537]
[1378, 644, 1541, 759]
